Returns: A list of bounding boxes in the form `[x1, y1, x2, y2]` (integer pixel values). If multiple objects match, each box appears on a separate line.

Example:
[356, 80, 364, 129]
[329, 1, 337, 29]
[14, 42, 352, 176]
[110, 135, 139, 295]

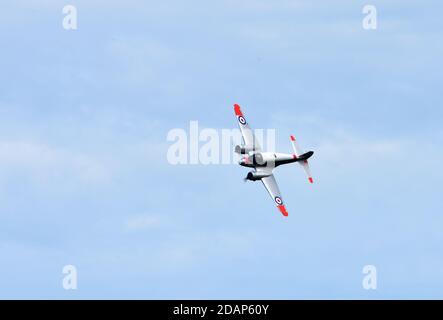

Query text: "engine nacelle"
[245, 171, 272, 181]
[234, 145, 256, 154]
[249, 152, 276, 166]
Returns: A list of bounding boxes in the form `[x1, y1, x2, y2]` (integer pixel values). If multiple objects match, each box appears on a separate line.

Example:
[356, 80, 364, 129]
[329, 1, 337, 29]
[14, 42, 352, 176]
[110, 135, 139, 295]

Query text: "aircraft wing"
[260, 172, 289, 217]
[234, 104, 261, 151]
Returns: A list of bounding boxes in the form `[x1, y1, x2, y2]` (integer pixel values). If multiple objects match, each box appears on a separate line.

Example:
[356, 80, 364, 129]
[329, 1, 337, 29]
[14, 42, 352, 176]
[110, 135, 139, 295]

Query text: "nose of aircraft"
[239, 156, 250, 165]
[238, 156, 249, 165]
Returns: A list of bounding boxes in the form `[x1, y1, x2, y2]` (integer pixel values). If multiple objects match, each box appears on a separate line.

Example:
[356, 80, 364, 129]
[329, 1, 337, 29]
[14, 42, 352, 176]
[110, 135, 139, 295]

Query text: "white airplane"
[233, 104, 314, 217]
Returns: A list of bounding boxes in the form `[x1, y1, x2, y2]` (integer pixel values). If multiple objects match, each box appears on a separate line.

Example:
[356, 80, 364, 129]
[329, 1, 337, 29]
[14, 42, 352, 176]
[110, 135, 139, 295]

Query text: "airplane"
[233, 104, 314, 217]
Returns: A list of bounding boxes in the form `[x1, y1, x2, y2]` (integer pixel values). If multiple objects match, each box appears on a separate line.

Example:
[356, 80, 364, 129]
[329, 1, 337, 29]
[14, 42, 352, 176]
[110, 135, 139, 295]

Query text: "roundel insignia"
[238, 116, 246, 125]
[274, 196, 283, 205]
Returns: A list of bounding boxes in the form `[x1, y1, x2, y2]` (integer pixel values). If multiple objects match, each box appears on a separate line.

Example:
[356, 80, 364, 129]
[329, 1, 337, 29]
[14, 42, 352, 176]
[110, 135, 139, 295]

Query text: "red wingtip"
[234, 104, 243, 116]
[290, 135, 296, 141]
[277, 205, 288, 217]
[308, 177, 314, 184]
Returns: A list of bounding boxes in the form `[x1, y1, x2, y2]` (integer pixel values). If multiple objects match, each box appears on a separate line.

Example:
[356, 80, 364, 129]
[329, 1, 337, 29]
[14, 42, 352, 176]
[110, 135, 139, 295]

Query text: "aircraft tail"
[290, 135, 314, 184]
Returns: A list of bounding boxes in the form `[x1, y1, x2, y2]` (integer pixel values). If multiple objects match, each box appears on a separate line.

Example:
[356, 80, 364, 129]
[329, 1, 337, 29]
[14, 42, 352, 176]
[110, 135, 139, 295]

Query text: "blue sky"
[0, 0, 442, 299]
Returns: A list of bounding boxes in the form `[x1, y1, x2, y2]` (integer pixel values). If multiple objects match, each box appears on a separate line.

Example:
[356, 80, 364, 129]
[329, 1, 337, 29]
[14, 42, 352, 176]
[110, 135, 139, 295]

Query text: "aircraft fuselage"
[239, 152, 296, 168]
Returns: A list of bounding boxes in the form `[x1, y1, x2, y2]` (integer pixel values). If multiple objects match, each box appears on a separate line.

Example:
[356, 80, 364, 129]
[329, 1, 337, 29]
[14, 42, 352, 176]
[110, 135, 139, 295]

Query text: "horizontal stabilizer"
[290, 135, 314, 184]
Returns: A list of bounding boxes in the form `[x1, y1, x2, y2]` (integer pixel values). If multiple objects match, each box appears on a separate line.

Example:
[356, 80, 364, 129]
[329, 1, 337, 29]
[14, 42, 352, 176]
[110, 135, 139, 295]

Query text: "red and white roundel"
[274, 196, 283, 205]
[238, 116, 246, 125]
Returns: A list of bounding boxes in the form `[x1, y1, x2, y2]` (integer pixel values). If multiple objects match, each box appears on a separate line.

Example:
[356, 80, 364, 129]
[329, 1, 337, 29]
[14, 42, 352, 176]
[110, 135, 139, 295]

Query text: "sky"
[0, 0, 442, 299]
